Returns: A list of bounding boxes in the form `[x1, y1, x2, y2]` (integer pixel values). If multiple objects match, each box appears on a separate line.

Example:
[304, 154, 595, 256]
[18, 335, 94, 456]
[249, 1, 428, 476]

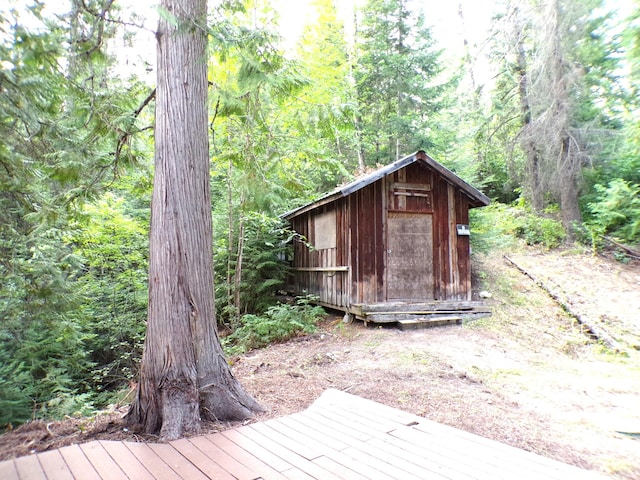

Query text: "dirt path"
[2, 248, 639, 479]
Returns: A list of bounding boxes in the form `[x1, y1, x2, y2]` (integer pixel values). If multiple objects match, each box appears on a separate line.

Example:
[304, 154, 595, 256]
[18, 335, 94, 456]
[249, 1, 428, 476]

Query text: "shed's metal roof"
[282, 151, 490, 220]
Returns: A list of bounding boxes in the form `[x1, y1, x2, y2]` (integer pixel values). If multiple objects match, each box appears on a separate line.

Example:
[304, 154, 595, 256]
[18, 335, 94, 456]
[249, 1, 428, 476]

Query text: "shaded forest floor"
[2, 246, 639, 479]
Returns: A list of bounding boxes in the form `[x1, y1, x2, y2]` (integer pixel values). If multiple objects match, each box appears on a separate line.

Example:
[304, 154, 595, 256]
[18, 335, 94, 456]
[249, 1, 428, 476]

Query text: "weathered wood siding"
[431, 174, 472, 301]
[385, 163, 434, 301]
[349, 181, 386, 304]
[456, 189, 472, 300]
[290, 199, 350, 308]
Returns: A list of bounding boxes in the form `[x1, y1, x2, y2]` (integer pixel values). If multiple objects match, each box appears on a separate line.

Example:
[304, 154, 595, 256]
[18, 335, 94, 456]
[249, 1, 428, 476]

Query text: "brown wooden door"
[386, 212, 434, 301]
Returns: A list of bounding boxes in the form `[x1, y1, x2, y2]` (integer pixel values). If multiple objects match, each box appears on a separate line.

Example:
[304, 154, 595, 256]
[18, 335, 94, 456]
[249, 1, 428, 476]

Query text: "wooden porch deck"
[0, 389, 608, 480]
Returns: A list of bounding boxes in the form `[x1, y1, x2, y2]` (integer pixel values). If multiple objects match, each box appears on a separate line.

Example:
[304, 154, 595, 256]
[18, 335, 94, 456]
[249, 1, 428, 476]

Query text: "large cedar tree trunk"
[126, 0, 262, 440]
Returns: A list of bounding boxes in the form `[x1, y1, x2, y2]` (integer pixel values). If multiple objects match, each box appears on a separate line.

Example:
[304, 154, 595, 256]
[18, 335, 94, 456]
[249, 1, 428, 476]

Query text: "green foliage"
[294, 0, 361, 172]
[0, 2, 151, 426]
[514, 210, 566, 249]
[1, 0, 638, 429]
[214, 212, 291, 326]
[471, 201, 566, 253]
[68, 192, 149, 391]
[484, 0, 626, 236]
[584, 179, 640, 245]
[0, 362, 35, 427]
[0, 298, 96, 425]
[354, 0, 449, 163]
[469, 206, 517, 255]
[222, 297, 327, 356]
[0, 197, 95, 426]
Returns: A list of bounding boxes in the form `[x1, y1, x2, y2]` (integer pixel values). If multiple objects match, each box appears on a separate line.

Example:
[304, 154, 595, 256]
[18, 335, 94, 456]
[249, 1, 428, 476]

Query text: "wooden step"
[365, 309, 490, 323]
[353, 301, 486, 314]
[397, 316, 462, 330]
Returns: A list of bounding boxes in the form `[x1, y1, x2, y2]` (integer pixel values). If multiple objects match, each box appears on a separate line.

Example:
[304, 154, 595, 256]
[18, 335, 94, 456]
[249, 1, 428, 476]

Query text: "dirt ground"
[1, 246, 639, 479]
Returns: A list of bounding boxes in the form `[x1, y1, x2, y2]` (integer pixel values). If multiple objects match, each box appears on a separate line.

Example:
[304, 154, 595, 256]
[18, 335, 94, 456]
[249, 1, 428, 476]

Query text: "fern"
[222, 297, 327, 355]
[585, 179, 640, 246]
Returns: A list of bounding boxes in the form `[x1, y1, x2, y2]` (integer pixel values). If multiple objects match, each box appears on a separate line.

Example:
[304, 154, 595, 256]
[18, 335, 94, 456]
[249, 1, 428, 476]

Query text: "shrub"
[470, 201, 566, 253]
[584, 179, 640, 246]
[214, 212, 291, 328]
[0, 225, 97, 427]
[222, 297, 327, 356]
[514, 212, 566, 248]
[68, 193, 148, 393]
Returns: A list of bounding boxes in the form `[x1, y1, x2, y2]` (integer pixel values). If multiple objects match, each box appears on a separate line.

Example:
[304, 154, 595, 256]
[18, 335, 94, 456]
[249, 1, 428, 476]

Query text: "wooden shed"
[282, 151, 491, 327]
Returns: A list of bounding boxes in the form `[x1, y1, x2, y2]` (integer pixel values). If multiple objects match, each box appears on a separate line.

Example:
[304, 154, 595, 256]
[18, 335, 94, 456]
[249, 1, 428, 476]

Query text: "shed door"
[386, 212, 434, 301]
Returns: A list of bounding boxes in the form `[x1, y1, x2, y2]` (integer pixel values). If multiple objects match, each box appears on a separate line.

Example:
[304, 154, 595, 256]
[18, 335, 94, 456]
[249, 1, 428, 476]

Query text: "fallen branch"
[601, 236, 640, 260]
[504, 255, 624, 353]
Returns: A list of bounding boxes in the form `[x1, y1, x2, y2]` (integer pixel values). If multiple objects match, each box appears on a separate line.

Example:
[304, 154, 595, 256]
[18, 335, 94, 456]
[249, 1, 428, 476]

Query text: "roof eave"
[281, 151, 490, 220]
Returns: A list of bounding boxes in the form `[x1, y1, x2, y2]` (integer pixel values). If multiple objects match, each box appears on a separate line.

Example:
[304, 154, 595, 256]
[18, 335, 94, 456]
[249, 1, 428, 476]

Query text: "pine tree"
[354, 0, 446, 164]
[487, 0, 624, 238]
[296, 0, 358, 168]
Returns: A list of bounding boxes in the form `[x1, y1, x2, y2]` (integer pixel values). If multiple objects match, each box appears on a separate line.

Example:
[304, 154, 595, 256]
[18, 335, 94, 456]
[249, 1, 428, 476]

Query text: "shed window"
[314, 211, 336, 249]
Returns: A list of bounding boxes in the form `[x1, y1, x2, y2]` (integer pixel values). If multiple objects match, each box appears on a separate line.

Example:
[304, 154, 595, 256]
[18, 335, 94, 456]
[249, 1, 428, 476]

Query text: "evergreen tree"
[126, 0, 263, 440]
[486, 0, 625, 239]
[0, 0, 149, 425]
[296, 0, 359, 170]
[354, 0, 447, 164]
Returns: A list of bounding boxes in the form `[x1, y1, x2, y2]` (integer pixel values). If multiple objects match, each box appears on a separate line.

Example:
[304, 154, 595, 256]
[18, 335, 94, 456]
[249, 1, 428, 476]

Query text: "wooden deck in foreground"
[0, 388, 609, 480]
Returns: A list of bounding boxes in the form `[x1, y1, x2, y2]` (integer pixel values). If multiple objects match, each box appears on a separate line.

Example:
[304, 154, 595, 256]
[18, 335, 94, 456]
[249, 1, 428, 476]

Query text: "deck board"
[233, 424, 343, 480]
[275, 415, 350, 451]
[204, 432, 288, 480]
[57, 443, 102, 480]
[146, 442, 209, 480]
[186, 435, 258, 480]
[0, 457, 18, 480]
[99, 440, 155, 480]
[169, 438, 236, 480]
[35, 449, 74, 480]
[122, 442, 183, 480]
[80, 441, 128, 480]
[14, 454, 46, 480]
[220, 428, 293, 473]
[0, 389, 611, 480]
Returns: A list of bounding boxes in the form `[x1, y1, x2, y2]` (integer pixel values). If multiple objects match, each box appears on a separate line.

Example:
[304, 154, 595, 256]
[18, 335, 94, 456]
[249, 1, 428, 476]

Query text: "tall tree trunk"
[227, 155, 236, 324]
[458, 3, 477, 108]
[513, 6, 543, 212]
[233, 213, 245, 317]
[349, 10, 366, 173]
[558, 137, 582, 240]
[126, 0, 262, 440]
[549, 0, 582, 239]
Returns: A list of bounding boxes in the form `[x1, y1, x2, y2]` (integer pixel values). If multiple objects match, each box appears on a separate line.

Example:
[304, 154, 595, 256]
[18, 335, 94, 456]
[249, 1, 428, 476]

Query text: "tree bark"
[126, 0, 262, 440]
[558, 137, 582, 240]
[513, 8, 543, 212]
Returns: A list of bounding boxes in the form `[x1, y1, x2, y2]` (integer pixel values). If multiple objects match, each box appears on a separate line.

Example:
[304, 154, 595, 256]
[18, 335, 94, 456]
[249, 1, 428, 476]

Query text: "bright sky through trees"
[3, 0, 630, 90]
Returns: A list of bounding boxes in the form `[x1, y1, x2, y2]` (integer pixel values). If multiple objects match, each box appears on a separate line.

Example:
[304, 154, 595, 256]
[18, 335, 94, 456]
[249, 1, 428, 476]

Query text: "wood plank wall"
[290, 199, 350, 308]
[394, 163, 470, 302]
[456, 190, 472, 301]
[431, 175, 472, 301]
[349, 182, 385, 304]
